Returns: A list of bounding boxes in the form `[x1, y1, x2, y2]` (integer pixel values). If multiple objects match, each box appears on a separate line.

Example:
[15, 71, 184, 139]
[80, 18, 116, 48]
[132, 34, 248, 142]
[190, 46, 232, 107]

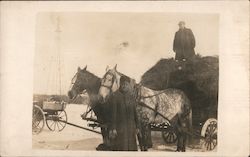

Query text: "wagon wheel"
[200, 118, 217, 151]
[32, 105, 45, 134]
[46, 110, 67, 131]
[162, 128, 177, 144]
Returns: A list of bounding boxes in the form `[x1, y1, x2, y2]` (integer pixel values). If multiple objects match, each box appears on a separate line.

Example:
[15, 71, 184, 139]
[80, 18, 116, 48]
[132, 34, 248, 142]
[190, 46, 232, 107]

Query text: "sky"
[33, 12, 219, 95]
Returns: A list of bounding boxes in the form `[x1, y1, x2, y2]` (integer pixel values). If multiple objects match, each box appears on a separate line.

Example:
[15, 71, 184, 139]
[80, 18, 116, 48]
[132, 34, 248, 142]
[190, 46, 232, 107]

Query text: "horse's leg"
[137, 128, 146, 151]
[101, 127, 108, 145]
[137, 121, 148, 151]
[93, 106, 110, 151]
[182, 132, 187, 152]
[175, 127, 182, 152]
[179, 118, 189, 152]
[179, 108, 192, 152]
[175, 116, 187, 152]
[145, 124, 153, 148]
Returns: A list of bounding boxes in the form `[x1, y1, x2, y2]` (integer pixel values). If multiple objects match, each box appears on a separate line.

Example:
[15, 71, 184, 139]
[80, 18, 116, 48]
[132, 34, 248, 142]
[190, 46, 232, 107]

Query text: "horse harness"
[100, 71, 117, 90]
[134, 84, 172, 123]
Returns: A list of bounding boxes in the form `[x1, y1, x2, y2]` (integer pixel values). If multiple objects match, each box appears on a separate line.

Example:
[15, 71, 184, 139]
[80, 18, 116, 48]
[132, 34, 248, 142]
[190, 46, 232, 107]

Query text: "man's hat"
[178, 21, 185, 25]
[120, 75, 130, 84]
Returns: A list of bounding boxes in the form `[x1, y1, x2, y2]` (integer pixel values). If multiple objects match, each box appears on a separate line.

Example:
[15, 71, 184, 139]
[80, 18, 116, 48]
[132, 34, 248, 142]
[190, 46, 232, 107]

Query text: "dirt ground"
[32, 104, 212, 152]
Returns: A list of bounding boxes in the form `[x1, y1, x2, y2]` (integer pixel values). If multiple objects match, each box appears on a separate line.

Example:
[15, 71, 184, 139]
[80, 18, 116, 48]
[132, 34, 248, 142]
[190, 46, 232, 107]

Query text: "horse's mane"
[78, 69, 102, 95]
[84, 70, 101, 80]
[110, 69, 133, 82]
[108, 69, 137, 93]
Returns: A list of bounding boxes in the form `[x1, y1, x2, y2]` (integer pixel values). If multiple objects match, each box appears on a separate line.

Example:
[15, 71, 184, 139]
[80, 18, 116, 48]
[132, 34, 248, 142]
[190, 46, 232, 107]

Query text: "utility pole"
[55, 16, 62, 96]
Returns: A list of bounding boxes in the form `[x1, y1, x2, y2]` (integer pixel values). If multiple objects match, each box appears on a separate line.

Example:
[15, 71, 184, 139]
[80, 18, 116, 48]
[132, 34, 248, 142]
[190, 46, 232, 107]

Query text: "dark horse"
[68, 66, 112, 151]
[98, 65, 192, 152]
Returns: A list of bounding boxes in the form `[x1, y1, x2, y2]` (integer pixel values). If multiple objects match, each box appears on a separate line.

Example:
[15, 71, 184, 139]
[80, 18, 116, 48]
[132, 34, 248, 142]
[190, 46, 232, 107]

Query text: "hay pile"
[140, 55, 218, 116]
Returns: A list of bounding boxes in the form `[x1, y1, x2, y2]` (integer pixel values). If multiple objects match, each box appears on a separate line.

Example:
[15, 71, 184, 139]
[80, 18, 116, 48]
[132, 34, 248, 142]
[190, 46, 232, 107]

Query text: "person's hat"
[178, 21, 185, 25]
[120, 75, 130, 84]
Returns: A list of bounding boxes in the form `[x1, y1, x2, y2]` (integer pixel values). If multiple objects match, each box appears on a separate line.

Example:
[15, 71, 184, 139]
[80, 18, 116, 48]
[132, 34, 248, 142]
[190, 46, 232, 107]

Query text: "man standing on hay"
[173, 21, 196, 61]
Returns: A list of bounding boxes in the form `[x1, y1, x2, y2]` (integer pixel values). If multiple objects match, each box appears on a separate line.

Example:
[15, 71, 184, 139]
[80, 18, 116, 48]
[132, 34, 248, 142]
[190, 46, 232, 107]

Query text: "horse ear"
[106, 65, 109, 72]
[114, 64, 117, 70]
[83, 65, 87, 70]
[78, 67, 81, 72]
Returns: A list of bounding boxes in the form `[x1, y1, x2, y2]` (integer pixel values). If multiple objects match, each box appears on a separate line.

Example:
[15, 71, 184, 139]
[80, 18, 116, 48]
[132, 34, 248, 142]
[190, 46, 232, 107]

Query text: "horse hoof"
[175, 149, 182, 152]
[96, 143, 110, 151]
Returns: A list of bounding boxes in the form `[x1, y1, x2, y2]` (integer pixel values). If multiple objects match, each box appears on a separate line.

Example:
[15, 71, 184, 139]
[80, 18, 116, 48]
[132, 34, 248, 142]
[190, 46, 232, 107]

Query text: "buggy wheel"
[162, 128, 177, 144]
[32, 105, 45, 134]
[46, 110, 67, 132]
[200, 118, 217, 151]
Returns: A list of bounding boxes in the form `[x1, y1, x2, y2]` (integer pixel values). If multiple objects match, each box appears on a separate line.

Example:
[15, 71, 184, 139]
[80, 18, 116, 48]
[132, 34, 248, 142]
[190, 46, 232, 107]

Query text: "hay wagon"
[32, 100, 67, 134]
[140, 56, 219, 151]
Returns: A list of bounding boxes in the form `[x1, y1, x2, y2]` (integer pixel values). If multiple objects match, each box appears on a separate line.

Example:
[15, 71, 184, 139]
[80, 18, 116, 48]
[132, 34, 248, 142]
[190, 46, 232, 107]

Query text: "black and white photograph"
[0, 1, 249, 157]
[32, 12, 219, 152]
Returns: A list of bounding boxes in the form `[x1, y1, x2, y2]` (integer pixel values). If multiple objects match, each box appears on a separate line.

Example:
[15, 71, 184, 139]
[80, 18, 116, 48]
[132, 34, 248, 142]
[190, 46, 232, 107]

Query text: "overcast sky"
[33, 12, 219, 95]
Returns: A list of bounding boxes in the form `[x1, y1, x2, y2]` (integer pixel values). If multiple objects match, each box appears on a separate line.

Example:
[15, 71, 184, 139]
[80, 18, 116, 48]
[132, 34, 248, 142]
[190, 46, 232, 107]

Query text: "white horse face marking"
[98, 75, 112, 102]
[102, 74, 113, 87]
[98, 69, 121, 103]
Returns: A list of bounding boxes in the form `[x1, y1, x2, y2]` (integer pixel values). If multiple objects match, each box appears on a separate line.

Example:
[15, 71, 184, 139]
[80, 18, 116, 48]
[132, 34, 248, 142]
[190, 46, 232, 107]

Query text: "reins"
[139, 90, 168, 99]
[137, 102, 172, 125]
[136, 84, 168, 100]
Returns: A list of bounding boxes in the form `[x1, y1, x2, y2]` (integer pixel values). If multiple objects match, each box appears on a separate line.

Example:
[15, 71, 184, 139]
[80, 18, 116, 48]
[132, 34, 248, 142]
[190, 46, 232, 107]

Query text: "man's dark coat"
[173, 28, 196, 61]
[110, 90, 139, 151]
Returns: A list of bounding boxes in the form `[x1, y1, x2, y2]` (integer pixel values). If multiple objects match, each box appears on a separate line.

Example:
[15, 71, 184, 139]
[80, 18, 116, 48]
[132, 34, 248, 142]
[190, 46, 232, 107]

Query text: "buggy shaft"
[59, 120, 101, 134]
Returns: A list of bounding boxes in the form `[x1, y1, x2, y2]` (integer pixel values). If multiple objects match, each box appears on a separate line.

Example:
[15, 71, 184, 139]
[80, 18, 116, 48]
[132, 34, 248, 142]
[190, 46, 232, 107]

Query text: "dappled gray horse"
[98, 65, 192, 152]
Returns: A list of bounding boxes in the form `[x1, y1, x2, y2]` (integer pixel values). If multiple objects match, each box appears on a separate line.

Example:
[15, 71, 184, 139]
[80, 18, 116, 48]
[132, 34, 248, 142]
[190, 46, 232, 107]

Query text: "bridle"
[100, 71, 117, 91]
[69, 72, 78, 91]
[68, 72, 88, 102]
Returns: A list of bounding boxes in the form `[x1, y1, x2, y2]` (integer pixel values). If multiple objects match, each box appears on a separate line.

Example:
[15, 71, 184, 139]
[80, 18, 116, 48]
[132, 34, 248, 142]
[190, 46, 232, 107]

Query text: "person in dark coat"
[173, 21, 196, 61]
[109, 75, 139, 151]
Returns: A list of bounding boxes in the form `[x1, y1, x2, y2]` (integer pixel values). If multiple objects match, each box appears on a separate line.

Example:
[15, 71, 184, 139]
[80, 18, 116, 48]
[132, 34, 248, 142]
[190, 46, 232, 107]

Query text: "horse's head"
[98, 65, 136, 103]
[68, 65, 100, 101]
[98, 65, 120, 103]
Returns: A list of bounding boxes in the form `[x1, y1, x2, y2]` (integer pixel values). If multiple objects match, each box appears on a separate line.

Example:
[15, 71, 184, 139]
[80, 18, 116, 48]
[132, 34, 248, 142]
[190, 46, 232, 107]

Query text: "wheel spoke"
[59, 122, 66, 127]
[210, 124, 215, 134]
[37, 120, 41, 126]
[32, 121, 37, 127]
[171, 133, 174, 142]
[211, 141, 215, 150]
[58, 111, 63, 116]
[212, 139, 217, 146]
[167, 133, 171, 142]
[33, 111, 40, 120]
[165, 131, 169, 137]
[58, 121, 64, 127]
[59, 115, 66, 119]
[206, 142, 209, 150]
[211, 123, 217, 133]
[53, 121, 56, 130]
[56, 121, 60, 131]
[49, 121, 54, 128]
[169, 134, 172, 142]
[165, 133, 169, 142]
[208, 125, 212, 134]
[33, 111, 39, 118]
